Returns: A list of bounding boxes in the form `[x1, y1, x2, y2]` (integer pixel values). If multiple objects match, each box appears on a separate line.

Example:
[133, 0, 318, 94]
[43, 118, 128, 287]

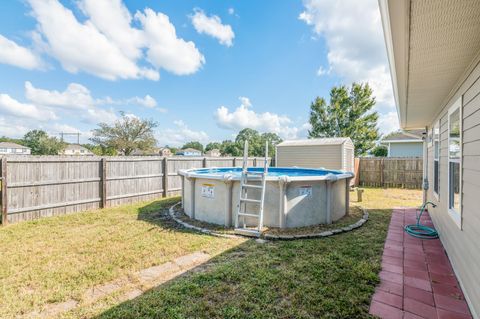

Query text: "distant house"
[0, 142, 31, 155]
[205, 149, 221, 157]
[60, 144, 94, 156]
[380, 130, 424, 157]
[176, 148, 202, 156]
[159, 147, 172, 157]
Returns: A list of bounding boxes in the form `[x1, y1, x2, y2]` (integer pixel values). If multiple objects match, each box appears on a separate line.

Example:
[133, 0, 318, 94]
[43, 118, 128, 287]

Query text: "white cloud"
[238, 96, 252, 107]
[24, 81, 162, 121]
[0, 93, 56, 121]
[79, 0, 144, 61]
[156, 120, 209, 146]
[125, 95, 157, 108]
[0, 117, 31, 137]
[214, 97, 309, 139]
[377, 111, 400, 135]
[191, 9, 235, 47]
[25, 81, 93, 109]
[299, 0, 398, 133]
[137, 9, 205, 75]
[26, 0, 204, 80]
[316, 65, 330, 76]
[0, 34, 43, 70]
[228, 8, 235, 15]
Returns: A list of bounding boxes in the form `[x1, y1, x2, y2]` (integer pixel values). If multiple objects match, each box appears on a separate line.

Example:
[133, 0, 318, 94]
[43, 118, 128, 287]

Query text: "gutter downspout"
[422, 128, 428, 204]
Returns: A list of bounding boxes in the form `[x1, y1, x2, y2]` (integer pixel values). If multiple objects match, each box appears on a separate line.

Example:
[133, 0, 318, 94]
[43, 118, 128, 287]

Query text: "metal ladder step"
[234, 140, 269, 235]
[240, 198, 261, 204]
[237, 212, 259, 218]
[242, 184, 263, 189]
[246, 171, 264, 176]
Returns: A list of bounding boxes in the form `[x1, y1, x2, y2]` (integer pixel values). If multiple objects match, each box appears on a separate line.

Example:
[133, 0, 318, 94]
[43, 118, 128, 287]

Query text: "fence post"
[232, 157, 236, 167]
[101, 158, 107, 208]
[253, 158, 257, 167]
[380, 158, 385, 188]
[354, 158, 360, 186]
[163, 157, 168, 197]
[1, 157, 8, 225]
[203, 157, 207, 168]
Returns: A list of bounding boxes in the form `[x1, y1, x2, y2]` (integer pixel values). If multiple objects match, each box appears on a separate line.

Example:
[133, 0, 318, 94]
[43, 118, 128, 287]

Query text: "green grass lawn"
[0, 197, 244, 318]
[0, 188, 423, 319]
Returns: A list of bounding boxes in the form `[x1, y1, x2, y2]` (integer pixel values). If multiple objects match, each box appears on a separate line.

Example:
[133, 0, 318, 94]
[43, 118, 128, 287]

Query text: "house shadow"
[91, 196, 393, 319]
[93, 236, 257, 319]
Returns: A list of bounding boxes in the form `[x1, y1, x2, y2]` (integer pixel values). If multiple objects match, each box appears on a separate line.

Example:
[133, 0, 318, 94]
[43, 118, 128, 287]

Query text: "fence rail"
[357, 157, 423, 189]
[0, 155, 423, 225]
[0, 155, 270, 225]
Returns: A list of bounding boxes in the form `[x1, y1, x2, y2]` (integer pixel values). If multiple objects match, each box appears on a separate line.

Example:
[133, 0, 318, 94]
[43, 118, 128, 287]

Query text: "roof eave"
[378, 0, 410, 129]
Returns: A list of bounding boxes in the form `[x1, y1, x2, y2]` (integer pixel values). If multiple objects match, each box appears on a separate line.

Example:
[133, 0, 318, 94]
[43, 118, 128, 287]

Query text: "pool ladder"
[234, 140, 269, 237]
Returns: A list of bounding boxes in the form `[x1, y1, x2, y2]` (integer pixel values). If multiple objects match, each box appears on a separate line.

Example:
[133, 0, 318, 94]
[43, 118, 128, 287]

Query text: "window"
[15, 148, 23, 153]
[448, 98, 462, 227]
[433, 122, 440, 198]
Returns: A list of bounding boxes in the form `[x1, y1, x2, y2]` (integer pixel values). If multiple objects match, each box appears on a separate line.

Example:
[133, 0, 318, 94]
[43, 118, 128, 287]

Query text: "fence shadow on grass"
[136, 196, 209, 237]
[93, 205, 393, 319]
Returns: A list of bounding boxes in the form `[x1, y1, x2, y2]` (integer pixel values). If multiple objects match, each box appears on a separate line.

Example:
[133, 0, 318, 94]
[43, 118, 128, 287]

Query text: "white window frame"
[447, 97, 462, 229]
[433, 121, 440, 200]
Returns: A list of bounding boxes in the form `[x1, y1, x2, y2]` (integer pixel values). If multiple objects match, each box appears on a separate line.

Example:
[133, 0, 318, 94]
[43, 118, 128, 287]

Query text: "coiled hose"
[404, 201, 439, 239]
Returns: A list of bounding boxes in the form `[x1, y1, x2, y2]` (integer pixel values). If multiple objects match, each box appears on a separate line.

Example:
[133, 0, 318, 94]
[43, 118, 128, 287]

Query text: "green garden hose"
[404, 201, 439, 239]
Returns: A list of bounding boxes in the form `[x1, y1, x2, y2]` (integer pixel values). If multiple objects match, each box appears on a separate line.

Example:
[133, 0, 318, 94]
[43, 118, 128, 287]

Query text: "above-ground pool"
[179, 167, 354, 229]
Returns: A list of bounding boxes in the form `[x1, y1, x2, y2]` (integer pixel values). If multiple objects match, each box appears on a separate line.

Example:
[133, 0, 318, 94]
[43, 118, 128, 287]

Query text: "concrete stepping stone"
[138, 262, 180, 282]
[174, 252, 210, 268]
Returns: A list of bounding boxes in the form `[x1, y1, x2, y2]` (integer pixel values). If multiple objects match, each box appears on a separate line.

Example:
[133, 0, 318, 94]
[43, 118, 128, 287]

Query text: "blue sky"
[0, 0, 398, 146]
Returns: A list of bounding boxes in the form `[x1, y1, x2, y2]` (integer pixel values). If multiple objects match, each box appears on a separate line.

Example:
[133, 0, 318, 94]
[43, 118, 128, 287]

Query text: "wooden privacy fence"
[357, 157, 423, 189]
[0, 156, 271, 225]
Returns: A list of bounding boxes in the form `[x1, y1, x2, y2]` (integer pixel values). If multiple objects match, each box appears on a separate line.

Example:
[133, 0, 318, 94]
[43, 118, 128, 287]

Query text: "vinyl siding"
[388, 142, 423, 157]
[276, 145, 343, 170]
[425, 56, 480, 317]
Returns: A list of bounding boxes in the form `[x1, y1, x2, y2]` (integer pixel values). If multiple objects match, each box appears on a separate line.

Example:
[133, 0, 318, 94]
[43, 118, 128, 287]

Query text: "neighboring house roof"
[277, 137, 352, 147]
[381, 130, 424, 143]
[0, 142, 30, 149]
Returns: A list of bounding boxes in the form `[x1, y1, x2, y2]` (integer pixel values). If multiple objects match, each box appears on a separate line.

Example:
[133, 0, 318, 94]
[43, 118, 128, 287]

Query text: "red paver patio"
[369, 208, 472, 319]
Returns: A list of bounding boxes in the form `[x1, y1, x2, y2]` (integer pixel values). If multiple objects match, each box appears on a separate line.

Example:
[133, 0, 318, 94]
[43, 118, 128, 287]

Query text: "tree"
[182, 141, 204, 152]
[260, 132, 283, 157]
[205, 142, 221, 152]
[23, 130, 66, 155]
[220, 140, 241, 156]
[308, 82, 380, 156]
[0, 136, 25, 145]
[370, 145, 388, 157]
[83, 144, 117, 156]
[235, 128, 262, 156]
[90, 112, 158, 156]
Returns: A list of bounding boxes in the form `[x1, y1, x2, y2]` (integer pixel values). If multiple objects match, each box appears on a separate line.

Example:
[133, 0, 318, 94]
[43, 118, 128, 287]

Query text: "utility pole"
[59, 132, 81, 144]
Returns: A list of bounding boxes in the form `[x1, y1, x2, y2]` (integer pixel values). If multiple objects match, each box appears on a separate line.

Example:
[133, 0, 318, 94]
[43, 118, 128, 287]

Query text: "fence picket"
[0, 155, 421, 224]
